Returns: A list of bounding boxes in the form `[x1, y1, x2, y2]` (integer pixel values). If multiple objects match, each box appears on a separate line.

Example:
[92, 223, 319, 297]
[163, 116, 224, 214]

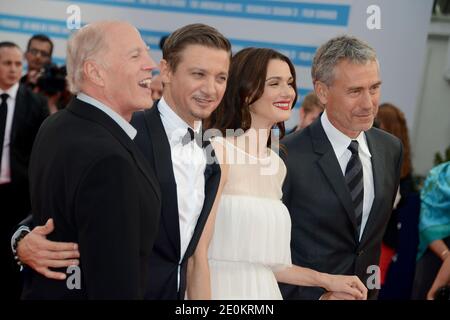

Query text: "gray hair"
[66, 21, 113, 93]
[311, 35, 378, 86]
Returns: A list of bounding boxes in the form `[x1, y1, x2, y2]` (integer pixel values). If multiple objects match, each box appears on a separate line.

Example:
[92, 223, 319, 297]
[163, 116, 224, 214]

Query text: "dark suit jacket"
[280, 118, 402, 300]
[6, 84, 48, 221]
[22, 98, 161, 299]
[131, 101, 221, 300]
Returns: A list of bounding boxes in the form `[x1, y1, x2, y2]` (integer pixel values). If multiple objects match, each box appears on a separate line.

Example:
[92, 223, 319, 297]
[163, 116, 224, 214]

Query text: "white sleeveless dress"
[208, 138, 292, 300]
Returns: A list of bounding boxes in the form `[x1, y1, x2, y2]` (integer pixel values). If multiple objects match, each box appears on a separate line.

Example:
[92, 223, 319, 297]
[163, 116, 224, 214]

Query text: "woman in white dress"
[186, 48, 367, 300]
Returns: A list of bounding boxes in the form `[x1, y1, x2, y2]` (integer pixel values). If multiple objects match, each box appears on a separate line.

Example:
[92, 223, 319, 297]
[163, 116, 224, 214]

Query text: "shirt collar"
[77, 92, 137, 140]
[158, 97, 202, 143]
[321, 110, 371, 159]
[0, 82, 19, 100]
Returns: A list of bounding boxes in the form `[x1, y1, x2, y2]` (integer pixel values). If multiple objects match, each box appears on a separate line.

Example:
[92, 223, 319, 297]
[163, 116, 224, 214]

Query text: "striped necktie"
[345, 140, 364, 238]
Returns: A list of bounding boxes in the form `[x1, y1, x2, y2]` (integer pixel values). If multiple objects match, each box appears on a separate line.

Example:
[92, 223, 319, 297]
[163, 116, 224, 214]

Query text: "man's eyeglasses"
[28, 48, 51, 58]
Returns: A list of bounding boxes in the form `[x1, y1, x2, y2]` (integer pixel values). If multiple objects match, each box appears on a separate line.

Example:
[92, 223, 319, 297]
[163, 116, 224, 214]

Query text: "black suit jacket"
[22, 98, 161, 299]
[6, 84, 48, 220]
[280, 118, 402, 300]
[131, 101, 221, 300]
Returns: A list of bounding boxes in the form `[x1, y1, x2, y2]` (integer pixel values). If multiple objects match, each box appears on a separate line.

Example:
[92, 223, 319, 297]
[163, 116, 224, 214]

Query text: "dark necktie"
[345, 140, 364, 238]
[181, 127, 204, 148]
[0, 93, 9, 169]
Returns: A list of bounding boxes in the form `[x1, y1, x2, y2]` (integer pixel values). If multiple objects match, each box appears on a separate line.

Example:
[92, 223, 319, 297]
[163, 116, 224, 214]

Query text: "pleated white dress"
[208, 138, 292, 300]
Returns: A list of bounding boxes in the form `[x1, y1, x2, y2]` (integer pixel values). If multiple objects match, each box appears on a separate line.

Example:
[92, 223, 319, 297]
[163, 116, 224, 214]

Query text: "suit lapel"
[67, 99, 161, 201]
[141, 104, 221, 261]
[183, 140, 221, 262]
[310, 120, 359, 234]
[359, 129, 384, 246]
[144, 105, 181, 256]
[10, 85, 26, 142]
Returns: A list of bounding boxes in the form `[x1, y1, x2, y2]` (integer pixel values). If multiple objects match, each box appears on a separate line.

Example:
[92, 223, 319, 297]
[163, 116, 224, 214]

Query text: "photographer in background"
[21, 34, 53, 90]
[34, 64, 71, 114]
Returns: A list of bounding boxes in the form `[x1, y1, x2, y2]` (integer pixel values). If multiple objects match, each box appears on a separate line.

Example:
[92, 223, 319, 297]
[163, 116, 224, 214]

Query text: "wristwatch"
[11, 227, 30, 271]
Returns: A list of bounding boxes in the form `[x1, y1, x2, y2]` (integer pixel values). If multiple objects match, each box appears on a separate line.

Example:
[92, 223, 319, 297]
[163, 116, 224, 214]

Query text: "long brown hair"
[377, 103, 412, 178]
[207, 47, 297, 145]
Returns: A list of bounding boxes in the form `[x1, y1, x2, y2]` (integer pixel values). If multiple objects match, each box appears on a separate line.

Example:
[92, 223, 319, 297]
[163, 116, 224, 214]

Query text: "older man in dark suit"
[280, 35, 403, 300]
[20, 21, 161, 299]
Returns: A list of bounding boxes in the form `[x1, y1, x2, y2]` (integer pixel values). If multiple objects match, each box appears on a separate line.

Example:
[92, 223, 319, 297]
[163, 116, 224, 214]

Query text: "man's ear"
[159, 59, 171, 84]
[83, 60, 105, 87]
[314, 81, 328, 106]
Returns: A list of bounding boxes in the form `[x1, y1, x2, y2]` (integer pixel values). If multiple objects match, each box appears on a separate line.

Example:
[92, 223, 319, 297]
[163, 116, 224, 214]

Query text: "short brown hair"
[162, 23, 231, 72]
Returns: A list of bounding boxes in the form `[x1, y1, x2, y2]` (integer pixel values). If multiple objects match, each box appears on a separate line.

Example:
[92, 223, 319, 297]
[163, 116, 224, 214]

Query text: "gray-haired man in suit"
[280, 35, 403, 300]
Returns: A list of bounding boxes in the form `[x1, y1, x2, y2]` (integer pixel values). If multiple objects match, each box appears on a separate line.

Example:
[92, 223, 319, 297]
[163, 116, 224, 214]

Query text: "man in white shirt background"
[0, 41, 48, 299]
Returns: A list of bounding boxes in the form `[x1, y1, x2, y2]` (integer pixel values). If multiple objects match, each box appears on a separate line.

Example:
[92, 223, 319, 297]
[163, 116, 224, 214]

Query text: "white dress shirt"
[0, 82, 19, 184]
[158, 98, 206, 284]
[77, 93, 137, 140]
[321, 111, 375, 240]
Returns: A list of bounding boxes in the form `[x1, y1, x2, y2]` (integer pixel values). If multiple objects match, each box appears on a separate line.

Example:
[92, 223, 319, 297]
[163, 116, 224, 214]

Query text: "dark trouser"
[0, 182, 30, 300]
